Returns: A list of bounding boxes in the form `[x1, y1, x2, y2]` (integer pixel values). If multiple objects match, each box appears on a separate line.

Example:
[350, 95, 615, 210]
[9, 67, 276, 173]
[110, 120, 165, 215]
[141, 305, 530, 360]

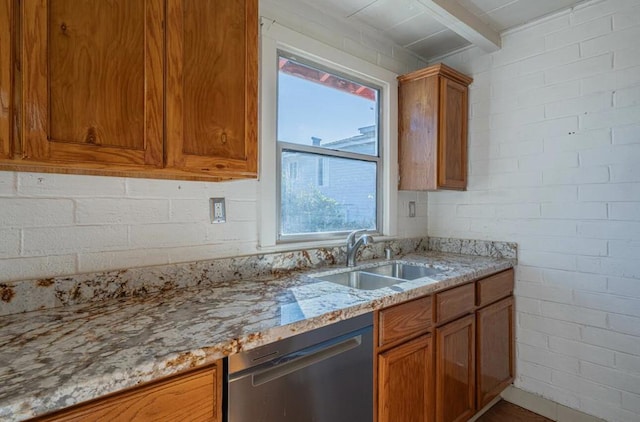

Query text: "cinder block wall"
[428, 1, 640, 420]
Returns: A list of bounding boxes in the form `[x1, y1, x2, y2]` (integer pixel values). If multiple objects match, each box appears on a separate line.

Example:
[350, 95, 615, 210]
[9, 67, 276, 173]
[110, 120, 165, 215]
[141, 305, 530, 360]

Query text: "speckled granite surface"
[429, 237, 517, 259]
[0, 238, 429, 317]
[0, 237, 516, 317]
[0, 248, 515, 421]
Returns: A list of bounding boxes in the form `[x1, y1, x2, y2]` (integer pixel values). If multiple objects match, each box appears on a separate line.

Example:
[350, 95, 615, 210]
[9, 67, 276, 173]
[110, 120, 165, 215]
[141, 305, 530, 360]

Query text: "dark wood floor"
[477, 400, 553, 422]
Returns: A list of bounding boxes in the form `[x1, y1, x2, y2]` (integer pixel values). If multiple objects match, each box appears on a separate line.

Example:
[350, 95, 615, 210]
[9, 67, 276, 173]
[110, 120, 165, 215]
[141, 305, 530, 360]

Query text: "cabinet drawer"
[379, 296, 432, 348]
[38, 364, 220, 422]
[477, 269, 514, 307]
[435, 283, 474, 324]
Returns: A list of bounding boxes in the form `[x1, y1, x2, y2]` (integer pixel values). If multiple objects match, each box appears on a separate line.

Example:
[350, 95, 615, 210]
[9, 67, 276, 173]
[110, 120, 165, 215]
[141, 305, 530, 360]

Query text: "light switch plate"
[408, 201, 416, 218]
[210, 198, 226, 223]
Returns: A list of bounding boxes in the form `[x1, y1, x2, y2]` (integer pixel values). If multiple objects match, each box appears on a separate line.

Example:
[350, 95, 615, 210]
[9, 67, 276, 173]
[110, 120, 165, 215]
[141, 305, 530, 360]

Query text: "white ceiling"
[300, 0, 585, 60]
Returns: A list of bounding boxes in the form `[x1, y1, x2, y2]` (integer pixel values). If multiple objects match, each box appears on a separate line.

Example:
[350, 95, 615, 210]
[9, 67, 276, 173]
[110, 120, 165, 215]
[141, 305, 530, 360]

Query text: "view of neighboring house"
[281, 125, 378, 234]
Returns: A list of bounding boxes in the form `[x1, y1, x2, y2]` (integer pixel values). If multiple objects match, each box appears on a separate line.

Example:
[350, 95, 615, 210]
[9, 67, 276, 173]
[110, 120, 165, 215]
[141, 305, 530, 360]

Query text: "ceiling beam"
[419, 0, 501, 52]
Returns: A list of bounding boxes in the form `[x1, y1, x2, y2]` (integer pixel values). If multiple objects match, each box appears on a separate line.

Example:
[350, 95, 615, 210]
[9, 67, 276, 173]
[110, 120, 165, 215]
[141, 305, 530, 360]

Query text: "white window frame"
[259, 20, 398, 249]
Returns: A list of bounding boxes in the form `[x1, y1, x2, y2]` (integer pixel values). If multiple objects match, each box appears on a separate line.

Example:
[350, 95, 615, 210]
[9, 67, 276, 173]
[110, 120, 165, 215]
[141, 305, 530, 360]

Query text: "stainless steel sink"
[362, 262, 443, 280]
[314, 271, 404, 290]
[313, 262, 444, 290]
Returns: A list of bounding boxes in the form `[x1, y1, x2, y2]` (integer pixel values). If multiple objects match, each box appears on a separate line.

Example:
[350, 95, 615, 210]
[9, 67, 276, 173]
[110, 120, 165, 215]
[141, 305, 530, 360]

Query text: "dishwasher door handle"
[250, 334, 362, 387]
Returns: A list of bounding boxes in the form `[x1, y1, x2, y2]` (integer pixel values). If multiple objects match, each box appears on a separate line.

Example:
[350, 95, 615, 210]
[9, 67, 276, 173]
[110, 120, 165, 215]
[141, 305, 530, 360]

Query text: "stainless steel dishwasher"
[226, 313, 373, 422]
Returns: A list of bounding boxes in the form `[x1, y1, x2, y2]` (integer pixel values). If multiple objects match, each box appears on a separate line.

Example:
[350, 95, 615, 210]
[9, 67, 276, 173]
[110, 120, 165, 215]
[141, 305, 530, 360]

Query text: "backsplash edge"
[0, 236, 516, 316]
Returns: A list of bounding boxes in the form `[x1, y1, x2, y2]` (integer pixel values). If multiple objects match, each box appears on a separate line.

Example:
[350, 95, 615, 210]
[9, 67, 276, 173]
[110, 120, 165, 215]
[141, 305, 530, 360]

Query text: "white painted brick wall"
[0, 255, 77, 282]
[549, 337, 616, 367]
[76, 199, 170, 225]
[0, 229, 20, 258]
[614, 47, 640, 69]
[0, 172, 15, 195]
[429, 1, 640, 420]
[0, 199, 75, 227]
[0, 4, 429, 282]
[518, 313, 582, 341]
[551, 370, 622, 404]
[615, 352, 640, 375]
[608, 276, 640, 297]
[22, 226, 129, 256]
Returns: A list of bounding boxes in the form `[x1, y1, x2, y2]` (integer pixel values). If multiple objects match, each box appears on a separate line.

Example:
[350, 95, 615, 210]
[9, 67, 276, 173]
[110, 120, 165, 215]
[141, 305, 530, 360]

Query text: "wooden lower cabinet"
[435, 314, 475, 422]
[376, 270, 515, 422]
[477, 296, 515, 409]
[36, 364, 221, 422]
[378, 334, 434, 422]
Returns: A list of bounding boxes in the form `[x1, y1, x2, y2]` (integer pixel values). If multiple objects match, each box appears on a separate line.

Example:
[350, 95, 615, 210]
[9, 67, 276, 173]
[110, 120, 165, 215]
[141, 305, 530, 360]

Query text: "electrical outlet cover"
[210, 198, 226, 223]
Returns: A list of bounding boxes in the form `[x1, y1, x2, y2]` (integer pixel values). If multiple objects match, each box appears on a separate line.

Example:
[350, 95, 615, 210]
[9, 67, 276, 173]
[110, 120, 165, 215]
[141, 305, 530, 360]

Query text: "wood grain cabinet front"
[375, 268, 515, 422]
[476, 269, 514, 308]
[376, 296, 434, 422]
[35, 364, 222, 422]
[165, 0, 257, 179]
[477, 296, 515, 409]
[378, 334, 434, 422]
[1, 0, 258, 181]
[435, 314, 476, 422]
[0, 0, 12, 160]
[434, 282, 475, 325]
[397, 63, 472, 191]
[378, 295, 433, 349]
[21, 0, 164, 169]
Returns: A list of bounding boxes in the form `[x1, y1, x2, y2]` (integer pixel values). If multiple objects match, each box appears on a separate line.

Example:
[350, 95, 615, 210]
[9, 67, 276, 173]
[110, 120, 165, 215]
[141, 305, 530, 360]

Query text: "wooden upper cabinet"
[438, 77, 467, 189]
[398, 64, 472, 191]
[3, 0, 257, 181]
[21, 0, 164, 168]
[0, 0, 12, 159]
[165, 0, 258, 178]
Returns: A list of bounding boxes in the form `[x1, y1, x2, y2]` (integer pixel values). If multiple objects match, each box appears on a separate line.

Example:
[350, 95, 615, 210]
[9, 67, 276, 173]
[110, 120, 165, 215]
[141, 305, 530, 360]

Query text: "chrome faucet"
[346, 230, 374, 267]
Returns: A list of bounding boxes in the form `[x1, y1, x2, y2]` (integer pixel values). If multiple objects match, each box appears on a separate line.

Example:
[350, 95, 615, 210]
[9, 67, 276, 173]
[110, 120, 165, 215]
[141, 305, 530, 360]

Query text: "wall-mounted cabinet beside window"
[0, 0, 257, 181]
[398, 63, 472, 191]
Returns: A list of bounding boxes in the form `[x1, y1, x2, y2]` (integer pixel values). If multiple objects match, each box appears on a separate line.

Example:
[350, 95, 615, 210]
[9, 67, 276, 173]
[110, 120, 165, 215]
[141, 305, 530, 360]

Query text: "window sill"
[257, 235, 403, 254]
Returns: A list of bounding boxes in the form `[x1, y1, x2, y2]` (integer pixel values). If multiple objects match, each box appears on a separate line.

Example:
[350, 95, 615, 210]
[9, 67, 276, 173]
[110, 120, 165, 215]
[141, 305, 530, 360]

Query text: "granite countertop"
[0, 250, 514, 421]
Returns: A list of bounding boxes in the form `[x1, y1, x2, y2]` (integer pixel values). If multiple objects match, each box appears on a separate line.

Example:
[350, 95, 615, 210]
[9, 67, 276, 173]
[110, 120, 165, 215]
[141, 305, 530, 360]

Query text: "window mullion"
[279, 141, 379, 163]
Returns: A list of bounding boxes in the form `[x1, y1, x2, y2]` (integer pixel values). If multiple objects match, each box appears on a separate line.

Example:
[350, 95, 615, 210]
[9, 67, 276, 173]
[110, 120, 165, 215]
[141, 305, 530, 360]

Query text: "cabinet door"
[166, 0, 258, 178]
[398, 74, 439, 191]
[39, 365, 221, 422]
[378, 334, 434, 422]
[437, 77, 467, 190]
[21, 0, 164, 167]
[435, 314, 475, 422]
[0, 0, 11, 159]
[477, 296, 515, 408]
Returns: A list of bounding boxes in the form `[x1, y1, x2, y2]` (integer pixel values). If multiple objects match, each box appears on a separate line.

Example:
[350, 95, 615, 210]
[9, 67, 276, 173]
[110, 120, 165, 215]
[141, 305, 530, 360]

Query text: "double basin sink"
[312, 262, 445, 290]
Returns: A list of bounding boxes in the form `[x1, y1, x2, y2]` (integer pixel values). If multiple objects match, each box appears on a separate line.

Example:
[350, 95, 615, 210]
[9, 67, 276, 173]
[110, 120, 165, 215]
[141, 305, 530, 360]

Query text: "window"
[277, 52, 381, 241]
[259, 22, 398, 248]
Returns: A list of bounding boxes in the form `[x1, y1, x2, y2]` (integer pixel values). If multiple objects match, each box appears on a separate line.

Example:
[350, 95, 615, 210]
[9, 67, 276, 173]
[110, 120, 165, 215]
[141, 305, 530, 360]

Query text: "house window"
[277, 52, 381, 240]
